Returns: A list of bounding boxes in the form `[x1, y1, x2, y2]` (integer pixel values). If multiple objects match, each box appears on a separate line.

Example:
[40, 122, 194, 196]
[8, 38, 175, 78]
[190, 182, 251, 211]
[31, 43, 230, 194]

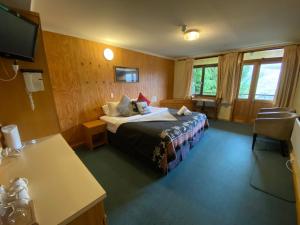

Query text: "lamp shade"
[103, 48, 114, 60]
[184, 29, 200, 41]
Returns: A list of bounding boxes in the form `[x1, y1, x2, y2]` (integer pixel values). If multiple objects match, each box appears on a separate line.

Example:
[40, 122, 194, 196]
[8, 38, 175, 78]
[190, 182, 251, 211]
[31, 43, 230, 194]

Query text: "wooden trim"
[194, 55, 221, 60]
[290, 151, 300, 225]
[243, 57, 283, 64]
[193, 64, 218, 68]
[177, 44, 294, 61]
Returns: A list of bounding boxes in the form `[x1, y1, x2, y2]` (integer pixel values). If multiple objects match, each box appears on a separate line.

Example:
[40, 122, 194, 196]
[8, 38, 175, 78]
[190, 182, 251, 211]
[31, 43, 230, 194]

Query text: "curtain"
[217, 52, 243, 104]
[274, 45, 300, 107]
[183, 58, 194, 99]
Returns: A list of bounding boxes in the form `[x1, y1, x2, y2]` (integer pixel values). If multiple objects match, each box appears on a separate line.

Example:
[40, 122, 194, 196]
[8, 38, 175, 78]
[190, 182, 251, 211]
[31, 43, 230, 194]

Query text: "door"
[233, 59, 282, 123]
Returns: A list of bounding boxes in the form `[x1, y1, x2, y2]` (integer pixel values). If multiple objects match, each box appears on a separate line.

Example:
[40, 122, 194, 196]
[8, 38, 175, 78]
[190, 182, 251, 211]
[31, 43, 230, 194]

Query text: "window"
[192, 65, 218, 96]
[255, 63, 282, 100]
[238, 65, 254, 99]
[243, 49, 284, 60]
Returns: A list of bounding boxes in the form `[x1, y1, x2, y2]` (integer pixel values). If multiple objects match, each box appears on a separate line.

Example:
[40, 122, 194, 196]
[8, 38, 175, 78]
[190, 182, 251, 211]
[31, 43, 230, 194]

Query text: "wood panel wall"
[43, 31, 174, 146]
[0, 11, 60, 141]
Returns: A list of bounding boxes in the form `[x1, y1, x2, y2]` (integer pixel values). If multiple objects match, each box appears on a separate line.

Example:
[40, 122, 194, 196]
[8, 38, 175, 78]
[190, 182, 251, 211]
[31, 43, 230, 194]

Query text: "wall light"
[103, 48, 114, 60]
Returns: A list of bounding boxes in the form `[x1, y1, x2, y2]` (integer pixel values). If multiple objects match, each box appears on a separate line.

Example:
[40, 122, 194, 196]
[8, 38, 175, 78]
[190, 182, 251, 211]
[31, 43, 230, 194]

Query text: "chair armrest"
[259, 107, 296, 113]
[257, 112, 294, 118]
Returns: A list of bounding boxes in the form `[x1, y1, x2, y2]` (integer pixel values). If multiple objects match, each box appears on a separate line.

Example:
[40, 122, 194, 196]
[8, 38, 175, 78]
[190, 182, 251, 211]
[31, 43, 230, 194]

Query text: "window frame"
[237, 57, 283, 102]
[192, 63, 218, 97]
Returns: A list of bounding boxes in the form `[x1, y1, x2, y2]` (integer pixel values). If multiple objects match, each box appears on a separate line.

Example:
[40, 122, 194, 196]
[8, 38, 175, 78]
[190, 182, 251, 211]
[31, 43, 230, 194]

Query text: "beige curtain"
[274, 45, 300, 107]
[183, 58, 194, 99]
[217, 52, 243, 104]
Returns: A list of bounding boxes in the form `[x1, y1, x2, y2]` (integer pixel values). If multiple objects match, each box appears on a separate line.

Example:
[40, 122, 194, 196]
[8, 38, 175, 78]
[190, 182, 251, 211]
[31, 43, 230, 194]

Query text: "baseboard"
[290, 151, 300, 224]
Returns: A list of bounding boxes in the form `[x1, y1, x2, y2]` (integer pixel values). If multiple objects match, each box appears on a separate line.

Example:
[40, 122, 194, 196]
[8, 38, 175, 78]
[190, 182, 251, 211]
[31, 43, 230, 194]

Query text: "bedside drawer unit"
[82, 120, 107, 150]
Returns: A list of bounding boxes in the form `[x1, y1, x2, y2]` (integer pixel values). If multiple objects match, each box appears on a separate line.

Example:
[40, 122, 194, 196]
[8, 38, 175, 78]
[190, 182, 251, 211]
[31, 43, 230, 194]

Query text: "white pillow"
[107, 102, 120, 116]
[102, 105, 110, 115]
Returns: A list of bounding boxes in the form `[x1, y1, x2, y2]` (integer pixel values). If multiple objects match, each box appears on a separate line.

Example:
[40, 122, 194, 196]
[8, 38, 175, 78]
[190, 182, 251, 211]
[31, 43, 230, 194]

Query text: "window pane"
[238, 65, 254, 99]
[203, 66, 218, 96]
[192, 68, 203, 95]
[244, 49, 284, 60]
[255, 63, 282, 100]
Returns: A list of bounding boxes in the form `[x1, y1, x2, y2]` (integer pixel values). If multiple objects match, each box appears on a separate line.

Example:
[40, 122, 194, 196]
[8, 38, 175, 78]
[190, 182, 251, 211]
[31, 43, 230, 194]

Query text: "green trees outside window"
[192, 65, 218, 96]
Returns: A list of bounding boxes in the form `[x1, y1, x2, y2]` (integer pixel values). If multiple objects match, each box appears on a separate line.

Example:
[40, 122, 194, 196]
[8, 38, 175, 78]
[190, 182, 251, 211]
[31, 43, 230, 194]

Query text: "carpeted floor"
[76, 120, 297, 225]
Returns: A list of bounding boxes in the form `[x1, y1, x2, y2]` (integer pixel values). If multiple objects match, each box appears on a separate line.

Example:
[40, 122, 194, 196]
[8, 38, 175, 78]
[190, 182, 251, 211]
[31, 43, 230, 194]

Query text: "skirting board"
[290, 151, 300, 224]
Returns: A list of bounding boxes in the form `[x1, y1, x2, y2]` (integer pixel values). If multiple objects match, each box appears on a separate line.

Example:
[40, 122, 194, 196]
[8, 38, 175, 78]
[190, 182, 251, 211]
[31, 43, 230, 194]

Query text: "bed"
[101, 107, 208, 174]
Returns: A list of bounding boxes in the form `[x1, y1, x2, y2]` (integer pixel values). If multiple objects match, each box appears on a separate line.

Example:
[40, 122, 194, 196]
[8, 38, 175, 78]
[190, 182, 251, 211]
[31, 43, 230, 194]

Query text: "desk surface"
[192, 98, 216, 102]
[0, 134, 106, 225]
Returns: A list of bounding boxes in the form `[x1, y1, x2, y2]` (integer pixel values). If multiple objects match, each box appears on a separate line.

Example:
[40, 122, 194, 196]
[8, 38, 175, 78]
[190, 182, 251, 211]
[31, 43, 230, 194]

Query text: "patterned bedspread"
[108, 109, 208, 173]
[153, 113, 207, 173]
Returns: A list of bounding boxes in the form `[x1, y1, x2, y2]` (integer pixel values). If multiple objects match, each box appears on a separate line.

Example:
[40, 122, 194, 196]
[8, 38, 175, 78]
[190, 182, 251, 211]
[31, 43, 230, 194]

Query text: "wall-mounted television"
[0, 4, 39, 62]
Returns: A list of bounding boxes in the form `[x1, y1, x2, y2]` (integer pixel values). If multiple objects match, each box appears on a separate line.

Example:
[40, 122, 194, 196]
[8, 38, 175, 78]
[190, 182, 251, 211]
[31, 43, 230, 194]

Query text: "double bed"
[101, 107, 208, 174]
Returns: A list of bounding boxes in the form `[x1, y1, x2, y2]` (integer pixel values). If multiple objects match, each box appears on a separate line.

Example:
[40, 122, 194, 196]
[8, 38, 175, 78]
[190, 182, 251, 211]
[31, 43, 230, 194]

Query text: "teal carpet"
[76, 120, 296, 225]
[251, 139, 295, 202]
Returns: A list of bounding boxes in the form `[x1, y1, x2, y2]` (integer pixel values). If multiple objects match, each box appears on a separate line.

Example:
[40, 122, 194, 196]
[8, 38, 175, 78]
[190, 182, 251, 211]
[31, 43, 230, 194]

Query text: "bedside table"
[82, 120, 108, 150]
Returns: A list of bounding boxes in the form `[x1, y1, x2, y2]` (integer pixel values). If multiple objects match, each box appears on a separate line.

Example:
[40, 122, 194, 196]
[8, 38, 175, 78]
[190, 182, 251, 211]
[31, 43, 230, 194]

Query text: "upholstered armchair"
[252, 112, 299, 156]
[259, 107, 296, 113]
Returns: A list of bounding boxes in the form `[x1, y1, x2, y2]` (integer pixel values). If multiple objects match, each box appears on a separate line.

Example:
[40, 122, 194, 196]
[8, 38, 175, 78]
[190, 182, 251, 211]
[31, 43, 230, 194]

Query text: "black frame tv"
[0, 3, 39, 62]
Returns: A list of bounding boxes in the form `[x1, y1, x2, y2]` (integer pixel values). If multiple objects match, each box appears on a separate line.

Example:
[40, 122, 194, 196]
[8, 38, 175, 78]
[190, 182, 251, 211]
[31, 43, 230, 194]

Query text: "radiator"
[292, 118, 300, 165]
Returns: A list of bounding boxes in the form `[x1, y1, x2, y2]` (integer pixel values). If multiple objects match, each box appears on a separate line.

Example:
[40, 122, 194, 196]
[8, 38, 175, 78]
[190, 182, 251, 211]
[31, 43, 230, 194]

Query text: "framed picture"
[115, 66, 139, 83]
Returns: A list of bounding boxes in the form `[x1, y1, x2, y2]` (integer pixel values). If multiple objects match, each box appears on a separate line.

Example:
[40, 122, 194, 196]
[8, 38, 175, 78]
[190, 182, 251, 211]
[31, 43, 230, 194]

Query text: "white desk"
[0, 134, 107, 225]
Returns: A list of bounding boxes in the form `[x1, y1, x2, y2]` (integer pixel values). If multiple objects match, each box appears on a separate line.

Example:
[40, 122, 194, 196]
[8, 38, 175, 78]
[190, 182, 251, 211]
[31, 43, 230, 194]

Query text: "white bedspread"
[100, 107, 177, 133]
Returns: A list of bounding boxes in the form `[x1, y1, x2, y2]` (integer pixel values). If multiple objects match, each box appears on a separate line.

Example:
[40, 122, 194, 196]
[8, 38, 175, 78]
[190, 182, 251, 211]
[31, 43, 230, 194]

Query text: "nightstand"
[82, 120, 108, 150]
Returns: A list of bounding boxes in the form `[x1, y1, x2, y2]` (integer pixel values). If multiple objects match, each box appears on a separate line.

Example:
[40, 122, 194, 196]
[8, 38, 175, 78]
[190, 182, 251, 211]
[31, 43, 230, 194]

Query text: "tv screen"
[0, 4, 39, 61]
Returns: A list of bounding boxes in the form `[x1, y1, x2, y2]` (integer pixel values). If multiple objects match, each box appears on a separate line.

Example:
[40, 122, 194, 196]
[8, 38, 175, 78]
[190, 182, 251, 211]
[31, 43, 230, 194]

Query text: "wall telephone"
[21, 69, 44, 111]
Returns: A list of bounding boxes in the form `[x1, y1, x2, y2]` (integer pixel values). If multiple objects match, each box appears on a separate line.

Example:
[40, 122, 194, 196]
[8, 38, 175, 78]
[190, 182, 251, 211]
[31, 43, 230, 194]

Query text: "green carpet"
[76, 120, 297, 225]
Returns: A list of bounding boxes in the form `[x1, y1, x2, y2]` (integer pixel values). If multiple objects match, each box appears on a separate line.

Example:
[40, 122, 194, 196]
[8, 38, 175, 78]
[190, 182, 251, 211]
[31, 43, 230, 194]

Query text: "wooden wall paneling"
[0, 11, 60, 141]
[43, 31, 174, 145]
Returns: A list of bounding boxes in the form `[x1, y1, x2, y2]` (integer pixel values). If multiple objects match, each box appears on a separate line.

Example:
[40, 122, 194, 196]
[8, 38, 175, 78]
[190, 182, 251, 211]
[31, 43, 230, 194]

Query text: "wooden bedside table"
[82, 120, 108, 150]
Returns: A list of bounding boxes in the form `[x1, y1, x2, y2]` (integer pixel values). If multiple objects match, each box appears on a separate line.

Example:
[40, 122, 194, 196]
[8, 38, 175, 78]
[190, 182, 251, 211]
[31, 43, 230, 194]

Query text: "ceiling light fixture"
[182, 25, 200, 41]
[103, 48, 114, 60]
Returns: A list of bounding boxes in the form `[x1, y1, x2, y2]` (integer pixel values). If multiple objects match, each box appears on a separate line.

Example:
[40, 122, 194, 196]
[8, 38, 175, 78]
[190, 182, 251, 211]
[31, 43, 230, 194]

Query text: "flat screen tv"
[0, 4, 39, 61]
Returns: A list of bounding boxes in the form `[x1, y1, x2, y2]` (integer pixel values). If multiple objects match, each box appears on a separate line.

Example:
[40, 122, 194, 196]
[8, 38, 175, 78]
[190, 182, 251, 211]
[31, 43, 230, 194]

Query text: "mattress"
[100, 106, 178, 133]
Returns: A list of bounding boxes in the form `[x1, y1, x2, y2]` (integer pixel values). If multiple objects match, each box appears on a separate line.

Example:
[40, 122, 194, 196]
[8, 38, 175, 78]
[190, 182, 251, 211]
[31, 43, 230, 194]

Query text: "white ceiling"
[30, 0, 300, 59]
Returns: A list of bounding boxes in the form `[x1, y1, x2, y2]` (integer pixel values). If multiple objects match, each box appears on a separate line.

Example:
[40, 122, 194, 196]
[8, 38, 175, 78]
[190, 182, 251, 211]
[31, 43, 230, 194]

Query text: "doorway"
[233, 58, 282, 123]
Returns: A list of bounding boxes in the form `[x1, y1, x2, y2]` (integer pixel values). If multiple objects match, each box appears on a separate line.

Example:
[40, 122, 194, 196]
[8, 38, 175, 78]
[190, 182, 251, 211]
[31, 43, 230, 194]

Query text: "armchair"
[252, 112, 299, 156]
[259, 107, 296, 113]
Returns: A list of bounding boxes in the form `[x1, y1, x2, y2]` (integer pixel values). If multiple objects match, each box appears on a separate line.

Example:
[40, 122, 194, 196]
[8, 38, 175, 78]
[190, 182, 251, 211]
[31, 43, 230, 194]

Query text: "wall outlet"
[110, 92, 114, 98]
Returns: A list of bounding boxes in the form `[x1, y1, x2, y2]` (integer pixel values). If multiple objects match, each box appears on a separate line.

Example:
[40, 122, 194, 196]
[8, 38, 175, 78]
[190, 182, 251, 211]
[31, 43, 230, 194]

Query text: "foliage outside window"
[255, 63, 282, 100]
[192, 65, 218, 96]
[238, 65, 254, 99]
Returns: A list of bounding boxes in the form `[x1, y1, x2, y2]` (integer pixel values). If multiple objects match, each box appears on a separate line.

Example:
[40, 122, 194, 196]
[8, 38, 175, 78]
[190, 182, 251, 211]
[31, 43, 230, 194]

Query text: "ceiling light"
[182, 25, 200, 41]
[103, 48, 114, 60]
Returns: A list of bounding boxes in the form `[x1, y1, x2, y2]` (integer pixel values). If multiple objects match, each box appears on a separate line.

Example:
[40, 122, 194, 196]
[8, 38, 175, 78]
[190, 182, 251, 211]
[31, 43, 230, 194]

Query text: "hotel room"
[0, 0, 299, 224]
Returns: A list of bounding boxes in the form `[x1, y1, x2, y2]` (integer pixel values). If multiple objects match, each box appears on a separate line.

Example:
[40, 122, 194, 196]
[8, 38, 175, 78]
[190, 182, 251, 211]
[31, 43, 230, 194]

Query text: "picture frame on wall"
[114, 66, 139, 83]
